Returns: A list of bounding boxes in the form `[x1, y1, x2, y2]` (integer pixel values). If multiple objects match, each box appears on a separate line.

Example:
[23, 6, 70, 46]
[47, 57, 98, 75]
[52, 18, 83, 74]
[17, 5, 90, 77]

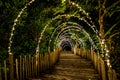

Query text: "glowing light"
[53, 25, 98, 52]
[9, 52, 12, 55]
[86, 13, 89, 16]
[13, 23, 16, 27]
[106, 50, 109, 53]
[72, 2, 75, 5]
[76, 4, 79, 7]
[102, 39, 105, 44]
[11, 33, 13, 36]
[8, 47, 10, 49]
[8, 0, 35, 54]
[106, 53, 108, 56]
[106, 59, 110, 66]
[10, 41, 12, 44]
[14, 19, 18, 22]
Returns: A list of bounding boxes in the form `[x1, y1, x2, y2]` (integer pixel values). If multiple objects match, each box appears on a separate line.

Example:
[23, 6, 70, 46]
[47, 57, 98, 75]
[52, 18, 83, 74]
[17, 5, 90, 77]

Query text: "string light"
[7, 0, 112, 69]
[53, 25, 98, 52]
[8, 0, 35, 54]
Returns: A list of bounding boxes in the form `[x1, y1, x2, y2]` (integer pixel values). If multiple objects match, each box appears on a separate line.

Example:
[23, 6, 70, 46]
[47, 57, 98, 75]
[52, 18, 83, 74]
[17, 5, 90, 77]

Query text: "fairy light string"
[8, 0, 35, 54]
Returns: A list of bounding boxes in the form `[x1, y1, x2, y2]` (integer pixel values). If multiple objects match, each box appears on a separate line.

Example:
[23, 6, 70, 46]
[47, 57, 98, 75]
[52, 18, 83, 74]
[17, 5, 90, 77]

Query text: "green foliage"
[0, 1, 120, 78]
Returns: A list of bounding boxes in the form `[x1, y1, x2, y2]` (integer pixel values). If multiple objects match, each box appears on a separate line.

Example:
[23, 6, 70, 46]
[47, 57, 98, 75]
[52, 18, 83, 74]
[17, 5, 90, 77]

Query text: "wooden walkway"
[31, 51, 100, 80]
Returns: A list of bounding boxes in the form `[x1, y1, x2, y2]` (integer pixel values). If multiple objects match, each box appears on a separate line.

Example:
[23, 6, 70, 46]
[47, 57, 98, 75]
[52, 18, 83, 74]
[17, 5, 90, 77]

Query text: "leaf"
[105, 21, 120, 37]
[5, 2, 11, 8]
[0, 0, 3, 7]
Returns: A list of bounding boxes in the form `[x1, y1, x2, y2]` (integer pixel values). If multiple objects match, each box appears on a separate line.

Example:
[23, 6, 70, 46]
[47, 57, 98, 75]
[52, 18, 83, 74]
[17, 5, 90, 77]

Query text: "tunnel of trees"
[0, 0, 120, 79]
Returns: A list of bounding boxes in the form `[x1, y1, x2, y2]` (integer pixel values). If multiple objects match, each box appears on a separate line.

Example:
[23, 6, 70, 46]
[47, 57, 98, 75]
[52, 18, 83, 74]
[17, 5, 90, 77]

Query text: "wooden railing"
[0, 48, 61, 80]
[74, 48, 117, 80]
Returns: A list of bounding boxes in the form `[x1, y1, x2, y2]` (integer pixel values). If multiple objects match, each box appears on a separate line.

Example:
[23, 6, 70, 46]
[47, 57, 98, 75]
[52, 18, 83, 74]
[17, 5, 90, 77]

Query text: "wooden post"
[85, 49, 87, 59]
[37, 54, 40, 76]
[15, 59, 19, 80]
[47, 54, 49, 69]
[25, 56, 27, 79]
[80, 48, 81, 56]
[46, 54, 48, 69]
[22, 58, 25, 79]
[35, 54, 38, 76]
[34, 56, 36, 77]
[108, 68, 117, 80]
[20, 56, 22, 80]
[43, 54, 45, 71]
[0, 66, 2, 80]
[27, 56, 29, 78]
[9, 54, 14, 80]
[87, 50, 90, 59]
[39, 54, 42, 72]
[104, 60, 109, 80]
[98, 57, 101, 79]
[42, 54, 44, 72]
[101, 58, 106, 80]
[52, 53, 54, 64]
[50, 53, 51, 67]
[29, 55, 31, 77]
[94, 53, 97, 69]
[4, 60, 7, 80]
[44, 54, 46, 70]
[112, 69, 117, 80]
[31, 57, 34, 77]
[50, 53, 52, 67]
[37, 54, 39, 75]
[53, 53, 54, 64]
[108, 68, 112, 80]
[40, 54, 42, 72]
[48, 53, 50, 68]
[95, 53, 98, 70]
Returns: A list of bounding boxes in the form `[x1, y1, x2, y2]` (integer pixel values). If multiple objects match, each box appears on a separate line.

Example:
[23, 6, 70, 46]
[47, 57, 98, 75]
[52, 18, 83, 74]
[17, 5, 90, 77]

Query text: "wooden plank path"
[31, 51, 100, 80]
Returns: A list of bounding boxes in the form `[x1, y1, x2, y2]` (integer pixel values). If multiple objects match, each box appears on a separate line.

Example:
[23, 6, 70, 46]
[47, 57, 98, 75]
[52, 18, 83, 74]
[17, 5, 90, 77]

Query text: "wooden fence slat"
[29, 55, 31, 77]
[38, 54, 40, 76]
[33, 56, 35, 76]
[94, 53, 97, 69]
[44, 54, 46, 70]
[31, 57, 34, 77]
[0, 66, 2, 80]
[95, 54, 98, 70]
[22, 58, 25, 79]
[41, 54, 43, 72]
[101, 58, 107, 80]
[9, 54, 14, 80]
[16, 59, 19, 80]
[35, 54, 38, 76]
[39, 54, 41, 72]
[48, 53, 50, 68]
[27, 56, 29, 78]
[28, 55, 31, 77]
[43, 54, 45, 71]
[113, 69, 117, 80]
[98, 57, 101, 79]
[37, 54, 39, 76]
[24, 56, 27, 79]
[20, 56, 22, 80]
[4, 60, 7, 80]
[108, 68, 113, 80]
[46, 54, 48, 69]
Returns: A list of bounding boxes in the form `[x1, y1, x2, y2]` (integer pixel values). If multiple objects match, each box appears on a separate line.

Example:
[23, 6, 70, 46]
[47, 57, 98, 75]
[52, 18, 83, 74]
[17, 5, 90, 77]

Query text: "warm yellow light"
[62, 0, 66, 4]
